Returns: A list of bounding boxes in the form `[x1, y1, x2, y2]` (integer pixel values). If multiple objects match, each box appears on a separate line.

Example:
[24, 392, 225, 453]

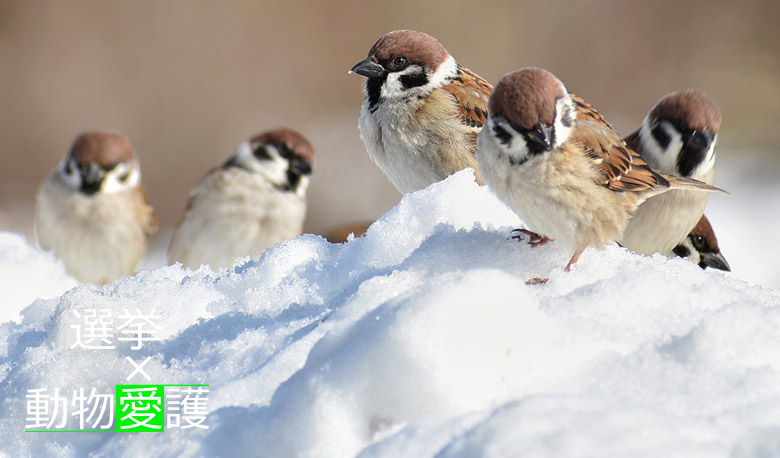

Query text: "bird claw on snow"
[510, 228, 551, 247]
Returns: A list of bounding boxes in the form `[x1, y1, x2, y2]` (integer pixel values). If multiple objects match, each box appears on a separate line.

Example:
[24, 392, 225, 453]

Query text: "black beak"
[290, 158, 313, 176]
[350, 58, 386, 79]
[78, 163, 105, 195]
[699, 250, 731, 272]
[683, 130, 713, 153]
[526, 124, 553, 152]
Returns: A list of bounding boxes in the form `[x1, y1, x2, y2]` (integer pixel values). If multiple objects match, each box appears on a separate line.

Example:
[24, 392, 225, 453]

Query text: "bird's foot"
[511, 228, 551, 247]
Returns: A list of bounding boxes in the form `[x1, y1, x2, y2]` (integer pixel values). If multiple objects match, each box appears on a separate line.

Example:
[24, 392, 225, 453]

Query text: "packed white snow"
[1, 170, 779, 457]
[0, 233, 77, 323]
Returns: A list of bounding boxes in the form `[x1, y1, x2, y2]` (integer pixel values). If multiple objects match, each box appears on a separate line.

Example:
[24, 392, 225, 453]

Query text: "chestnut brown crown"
[69, 131, 136, 168]
[650, 89, 722, 133]
[489, 68, 567, 130]
[250, 127, 316, 166]
[367, 30, 450, 70]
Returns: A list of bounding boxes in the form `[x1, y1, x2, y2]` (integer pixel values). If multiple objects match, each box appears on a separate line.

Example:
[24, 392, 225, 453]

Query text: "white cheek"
[640, 117, 683, 173]
[296, 176, 310, 197]
[59, 158, 82, 189]
[232, 141, 255, 167]
[489, 118, 531, 163]
[231, 141, 289, 186]
[379, 56, 457, 100]
[252, 145, 290, 186]
[691, 134, 717, 176]
[553, 97, 574, 148]
[102, 163, 140, 194]
[662, 121, 685, 159]
[381, 66, 420, 99]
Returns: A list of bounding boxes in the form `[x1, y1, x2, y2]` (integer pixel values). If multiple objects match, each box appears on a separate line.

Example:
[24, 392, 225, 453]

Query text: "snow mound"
[0, 233, 77, 323]
[1, 170, 779, 457]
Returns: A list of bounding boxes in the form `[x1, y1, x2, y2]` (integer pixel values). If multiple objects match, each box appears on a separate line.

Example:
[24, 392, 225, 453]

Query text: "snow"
[0, 233, 77, 323]
[1, 169, 779, 457]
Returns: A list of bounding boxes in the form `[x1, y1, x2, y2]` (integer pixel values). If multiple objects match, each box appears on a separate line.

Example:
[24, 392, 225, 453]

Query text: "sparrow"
[168, 128, 315, 270]
[620, 89, 722, 255]
[476, 68, 725, 271]
[35, 131, 157, 285]
[672, 214, 730, 271]
[350, 29, 493, 194]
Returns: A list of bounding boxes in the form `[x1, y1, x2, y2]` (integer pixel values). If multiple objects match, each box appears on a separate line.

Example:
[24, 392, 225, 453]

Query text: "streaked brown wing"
[571, 113, 669, 193]
[571, 93, 612, 128]
[442, 65, 493, 131]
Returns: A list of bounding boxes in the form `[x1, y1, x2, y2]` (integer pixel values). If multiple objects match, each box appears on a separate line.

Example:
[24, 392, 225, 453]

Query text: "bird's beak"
[78, 163, 105, 195]
[290, 158, 313, 176]
[683, 130, 714, 153]
[526, 124, 553, 151]
[349, 58, 386, 78]
[700, 250, 731, 272]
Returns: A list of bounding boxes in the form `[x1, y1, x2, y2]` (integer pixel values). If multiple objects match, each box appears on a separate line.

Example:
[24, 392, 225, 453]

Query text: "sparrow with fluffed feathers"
[476, 68, 725, 272]
[620, 89, 722, 255]
[350, 29, 493, 194]
[672, 215, 730, 271]
[35, 131, 157, 285]
[168, 128, 315, 270]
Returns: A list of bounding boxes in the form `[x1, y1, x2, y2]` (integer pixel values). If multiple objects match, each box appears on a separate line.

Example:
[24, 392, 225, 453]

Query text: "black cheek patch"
[399, 72, 429, 89]
[651, 124, 672, 150]
[253, 145, 272, 160]
[493, 125, 513, 147]
[561, 107, 574, 128]
[673, 244, 691, 258]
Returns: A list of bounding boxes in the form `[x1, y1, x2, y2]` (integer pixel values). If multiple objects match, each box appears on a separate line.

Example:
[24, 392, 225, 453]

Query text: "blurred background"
[1, 0, 778, 286]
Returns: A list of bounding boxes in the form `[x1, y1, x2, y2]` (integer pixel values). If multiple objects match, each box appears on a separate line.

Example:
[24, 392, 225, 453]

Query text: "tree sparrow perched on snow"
[672, 215, 730, 271]
[620, 89, 722, 255]
[350, 29, 493, 194]
[168, 128, 315, 270]
[477, 68, 725, 271]
[35, 131, 157, 285]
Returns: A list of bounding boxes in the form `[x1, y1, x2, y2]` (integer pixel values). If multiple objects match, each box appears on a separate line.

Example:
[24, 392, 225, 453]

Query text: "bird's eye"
[118, 172, 130, 182]
[390, 56, 407, 70]
[692, 235, 706, 249]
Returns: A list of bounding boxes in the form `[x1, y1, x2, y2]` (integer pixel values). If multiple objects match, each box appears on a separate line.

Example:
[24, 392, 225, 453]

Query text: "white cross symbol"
[125, 356, 152, 381]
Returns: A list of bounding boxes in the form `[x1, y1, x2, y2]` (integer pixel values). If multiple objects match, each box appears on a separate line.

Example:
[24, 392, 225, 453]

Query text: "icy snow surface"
[1, 170, 779, 457]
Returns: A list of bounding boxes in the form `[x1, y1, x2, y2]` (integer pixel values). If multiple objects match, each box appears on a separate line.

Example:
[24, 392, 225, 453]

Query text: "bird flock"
[33, 29, 730, 285]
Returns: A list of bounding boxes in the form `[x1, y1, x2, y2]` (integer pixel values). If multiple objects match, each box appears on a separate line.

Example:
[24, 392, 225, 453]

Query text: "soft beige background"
[1, 0, 778, 245]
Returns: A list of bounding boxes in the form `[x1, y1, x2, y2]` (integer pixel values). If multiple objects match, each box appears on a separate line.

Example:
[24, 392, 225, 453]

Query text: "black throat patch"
[676, 143, 708, 177]
[367, 77, 384, 112]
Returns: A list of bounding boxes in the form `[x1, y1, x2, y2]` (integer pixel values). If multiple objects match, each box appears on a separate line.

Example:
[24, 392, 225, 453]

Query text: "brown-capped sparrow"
[35, 131, 157, 285]
[351, 29, 493, 194]
[168, 128, 314, 270]
[621, 89, 722, 255]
